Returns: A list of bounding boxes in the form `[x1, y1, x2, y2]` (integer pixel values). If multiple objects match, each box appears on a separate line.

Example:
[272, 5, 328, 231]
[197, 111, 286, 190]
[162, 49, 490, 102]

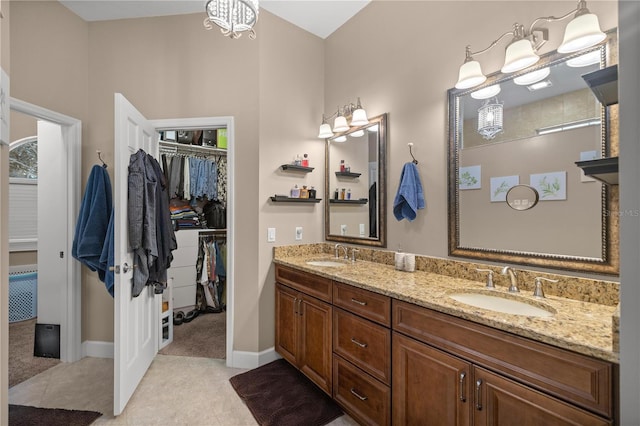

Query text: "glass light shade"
[333, 116, 349, 133]
[350, 130, 365, 137]
[455, 60, 486, 89]
[334, 136, 347, 143]
[367, 125, 379, 132]
[205, 0, 259, 37]
[501, 39, 540, 73]
[557, 13, 606, 53]
[477, 99, 504, 140]
[350, 108, 369, 126]
[513, 67, 550, 86]
[471, 84, 501, 100]
[567, 50, 601, 67]
[318, 123, 334, 139]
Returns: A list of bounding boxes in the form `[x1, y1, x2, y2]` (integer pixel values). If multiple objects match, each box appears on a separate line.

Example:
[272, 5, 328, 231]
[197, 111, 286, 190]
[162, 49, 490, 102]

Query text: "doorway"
[7, 98, 82, 366]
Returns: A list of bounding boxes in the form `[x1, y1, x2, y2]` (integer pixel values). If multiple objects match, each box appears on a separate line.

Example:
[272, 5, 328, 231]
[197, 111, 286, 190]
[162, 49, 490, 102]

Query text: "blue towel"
[72, 165, 112, 282]
[99, 209, 115, 297]
[393, 162, 425, 221]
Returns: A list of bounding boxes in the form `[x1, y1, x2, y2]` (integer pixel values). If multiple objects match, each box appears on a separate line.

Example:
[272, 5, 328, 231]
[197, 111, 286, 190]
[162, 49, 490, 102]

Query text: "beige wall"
[258, 12, 324, 349]
[325, 1, 618, 259]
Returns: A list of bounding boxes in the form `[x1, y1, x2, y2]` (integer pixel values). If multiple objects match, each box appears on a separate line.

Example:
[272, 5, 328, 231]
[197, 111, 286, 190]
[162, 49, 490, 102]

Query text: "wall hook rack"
[97, 150, 108, 168]
[408, 143, 418, 164]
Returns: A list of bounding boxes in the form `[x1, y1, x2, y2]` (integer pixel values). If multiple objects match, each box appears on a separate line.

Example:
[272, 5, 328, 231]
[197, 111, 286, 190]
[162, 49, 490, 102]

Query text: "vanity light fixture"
[536, 118, 601, 135]
[317, 97, 369, 138]
[513, 67, 551, 86]
[334, 136, 347, 143]
[455, 0, 605, 90]
[567, 50, 601, 67]
[477, 97, 504, 140]
[471, 84, 502, 100]
[350, 130, 365, 137]
[203, 0, 259, 39]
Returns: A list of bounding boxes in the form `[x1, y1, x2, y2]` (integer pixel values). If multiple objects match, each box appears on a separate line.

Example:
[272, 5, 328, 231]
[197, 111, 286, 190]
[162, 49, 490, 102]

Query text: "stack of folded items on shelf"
[170, 203, 201, 229]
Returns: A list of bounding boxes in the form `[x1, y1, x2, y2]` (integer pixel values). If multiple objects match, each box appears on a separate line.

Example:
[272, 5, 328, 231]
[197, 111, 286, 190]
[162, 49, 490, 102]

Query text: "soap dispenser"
[290, 185, 300, 198]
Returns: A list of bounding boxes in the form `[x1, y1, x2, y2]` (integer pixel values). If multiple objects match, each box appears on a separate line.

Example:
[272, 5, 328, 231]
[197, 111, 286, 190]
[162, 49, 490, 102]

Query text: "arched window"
[9, 136, 38, 251]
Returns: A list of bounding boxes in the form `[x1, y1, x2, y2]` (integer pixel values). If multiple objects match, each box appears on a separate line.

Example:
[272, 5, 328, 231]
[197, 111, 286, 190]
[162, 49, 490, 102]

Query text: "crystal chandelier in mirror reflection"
[204, 0, 259, 39]
[477, 98, 504, 140]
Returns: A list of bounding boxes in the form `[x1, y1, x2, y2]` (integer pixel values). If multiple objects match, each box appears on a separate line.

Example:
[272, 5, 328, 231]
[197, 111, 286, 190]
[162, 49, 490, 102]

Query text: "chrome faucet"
[350, 248, 359, 263]
[335, 243, 348, 260]
[501, 266, 519, 293]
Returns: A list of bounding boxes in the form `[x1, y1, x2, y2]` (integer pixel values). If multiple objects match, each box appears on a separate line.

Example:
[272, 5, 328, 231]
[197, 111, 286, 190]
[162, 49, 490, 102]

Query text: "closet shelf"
[270, 196, 322, 203]
[160, 140, 227, 157]
[280, 164, 314, 172]
[329, 199, 368, 205]
[335, 171, 361, 178]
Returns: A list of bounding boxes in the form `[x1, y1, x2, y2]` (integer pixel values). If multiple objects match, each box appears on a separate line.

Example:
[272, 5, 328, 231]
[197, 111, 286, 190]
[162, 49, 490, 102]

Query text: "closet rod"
[160, 140, 227, 157]
[199, 229, 227, 236]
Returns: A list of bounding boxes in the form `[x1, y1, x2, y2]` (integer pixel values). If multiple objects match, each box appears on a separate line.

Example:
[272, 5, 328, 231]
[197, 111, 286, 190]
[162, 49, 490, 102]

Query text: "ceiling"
[59, 0, 371, 39]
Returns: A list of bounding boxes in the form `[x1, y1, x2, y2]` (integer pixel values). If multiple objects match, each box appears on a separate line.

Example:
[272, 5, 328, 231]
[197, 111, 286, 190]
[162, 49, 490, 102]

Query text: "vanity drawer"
[392, 299, 614, 418]
[333, 355, 391, 426]
[333, 282, 391, 326]
[275, 265, 332, 302]
[333, 308, 391, 385]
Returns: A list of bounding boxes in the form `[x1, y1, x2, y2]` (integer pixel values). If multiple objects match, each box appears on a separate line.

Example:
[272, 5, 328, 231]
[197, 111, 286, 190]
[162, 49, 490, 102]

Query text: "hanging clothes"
[128, 149, 177, 297]
[72, 164, 113, 296]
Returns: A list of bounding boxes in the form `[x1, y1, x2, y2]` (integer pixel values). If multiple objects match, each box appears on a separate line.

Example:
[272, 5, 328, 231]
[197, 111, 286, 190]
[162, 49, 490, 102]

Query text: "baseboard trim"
[82, 340, 114, 359]
[230, 347, 280, 369]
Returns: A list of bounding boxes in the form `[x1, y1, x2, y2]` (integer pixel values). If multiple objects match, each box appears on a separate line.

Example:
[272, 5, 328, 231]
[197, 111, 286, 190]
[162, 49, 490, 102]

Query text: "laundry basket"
[9, 271, 37, 323]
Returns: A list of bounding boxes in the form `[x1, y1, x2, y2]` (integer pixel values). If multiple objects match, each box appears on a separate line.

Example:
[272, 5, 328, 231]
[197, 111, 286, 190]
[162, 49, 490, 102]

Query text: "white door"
[37, 121, 68, 331]
[113, 93, 159, 415]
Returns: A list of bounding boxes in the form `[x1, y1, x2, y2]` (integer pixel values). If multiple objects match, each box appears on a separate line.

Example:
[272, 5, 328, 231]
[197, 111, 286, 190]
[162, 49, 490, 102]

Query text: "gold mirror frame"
[325, 113, 388, 247]
[447, 30, 619, 275]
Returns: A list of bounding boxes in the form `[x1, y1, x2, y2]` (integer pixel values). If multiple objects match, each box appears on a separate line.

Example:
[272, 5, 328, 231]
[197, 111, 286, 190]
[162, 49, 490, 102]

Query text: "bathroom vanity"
[274, 248, 618, 425]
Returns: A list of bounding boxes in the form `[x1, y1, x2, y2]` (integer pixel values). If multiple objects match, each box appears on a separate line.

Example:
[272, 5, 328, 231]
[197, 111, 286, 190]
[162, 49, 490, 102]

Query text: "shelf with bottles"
[335, 171, 361, 178]
[270, 195, 322, 203]
[281, 164, 314, 172]
[329, 199, 368, 205]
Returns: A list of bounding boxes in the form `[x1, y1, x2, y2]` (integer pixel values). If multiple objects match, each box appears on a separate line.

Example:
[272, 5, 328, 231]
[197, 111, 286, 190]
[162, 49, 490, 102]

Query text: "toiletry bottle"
[346, 163, 351, 172]
[302, 154, 309, 167]
[340, 188, 346, 200]
[300, 185, 309, 199]
[347, 188, 352, 200]
[340, 160, 345, 172]
[334, 188, 339, 200]
[290, 184, 300, 198]
[295, 155, 302, 166]
[309, 186, 316, 199]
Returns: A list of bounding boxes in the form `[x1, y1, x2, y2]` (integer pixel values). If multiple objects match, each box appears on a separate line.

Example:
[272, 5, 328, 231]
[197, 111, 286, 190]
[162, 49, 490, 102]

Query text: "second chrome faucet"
[501, 266, 519, 293]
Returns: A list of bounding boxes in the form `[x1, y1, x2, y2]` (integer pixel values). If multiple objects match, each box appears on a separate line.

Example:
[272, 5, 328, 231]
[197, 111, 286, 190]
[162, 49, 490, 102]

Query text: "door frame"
[149, 116, 235, 365]
[9, 97, 82, 363]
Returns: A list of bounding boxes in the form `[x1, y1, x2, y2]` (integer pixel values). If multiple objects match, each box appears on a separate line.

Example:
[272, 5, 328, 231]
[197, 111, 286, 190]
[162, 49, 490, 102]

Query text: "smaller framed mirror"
[506, 185, 539, 211]
[325, 114, 387, 247]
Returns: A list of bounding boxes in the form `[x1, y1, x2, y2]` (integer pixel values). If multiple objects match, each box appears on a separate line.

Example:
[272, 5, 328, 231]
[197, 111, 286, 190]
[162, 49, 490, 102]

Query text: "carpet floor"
[9, 404, 102, 426]
[230, 359, 343, 426]
[159, 310, 226, 359]
[9, 318, 61, 388]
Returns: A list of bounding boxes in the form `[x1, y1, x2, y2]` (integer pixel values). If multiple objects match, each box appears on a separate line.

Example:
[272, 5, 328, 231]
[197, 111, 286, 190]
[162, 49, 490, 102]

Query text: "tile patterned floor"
[9, 355, 359, 425]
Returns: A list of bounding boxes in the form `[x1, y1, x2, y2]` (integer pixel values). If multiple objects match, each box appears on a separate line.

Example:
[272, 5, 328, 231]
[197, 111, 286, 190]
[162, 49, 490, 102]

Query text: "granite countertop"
[273, 254, 619, 364]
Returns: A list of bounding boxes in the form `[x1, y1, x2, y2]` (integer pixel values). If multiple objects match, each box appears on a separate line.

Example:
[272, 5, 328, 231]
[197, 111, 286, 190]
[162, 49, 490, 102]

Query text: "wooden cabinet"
[392, 299, 615, 425]
[333, 282, 392, 425]
[275, 267, 333, 395]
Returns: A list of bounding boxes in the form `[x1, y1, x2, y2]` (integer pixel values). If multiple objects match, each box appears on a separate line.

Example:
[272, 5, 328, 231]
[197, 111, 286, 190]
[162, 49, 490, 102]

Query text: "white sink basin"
[306, 260, 347, 267]
[449, 293, 555, 317]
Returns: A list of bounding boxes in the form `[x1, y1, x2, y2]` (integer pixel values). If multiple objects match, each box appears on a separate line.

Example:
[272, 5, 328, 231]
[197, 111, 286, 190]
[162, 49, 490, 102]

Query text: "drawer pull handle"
[293, 297, 298, 315]
[350, 298, 367, 306]
[475, 379, 483, 411]
[351, 338, 368, 348]
[298, 298, 303, 316]
[459, 372, 467, 402]
[350, 388, 368, 401]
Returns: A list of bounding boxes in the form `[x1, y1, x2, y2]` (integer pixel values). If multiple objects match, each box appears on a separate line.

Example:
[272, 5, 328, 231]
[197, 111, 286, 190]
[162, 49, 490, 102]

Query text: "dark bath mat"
[230, 359, 343, 426]
[9, 404, 102, 426]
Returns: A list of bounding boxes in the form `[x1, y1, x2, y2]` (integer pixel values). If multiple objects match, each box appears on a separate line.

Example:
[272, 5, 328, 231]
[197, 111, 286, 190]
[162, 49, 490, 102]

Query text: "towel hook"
[97, 150, 108, 168]
[408, 143, 418, 165]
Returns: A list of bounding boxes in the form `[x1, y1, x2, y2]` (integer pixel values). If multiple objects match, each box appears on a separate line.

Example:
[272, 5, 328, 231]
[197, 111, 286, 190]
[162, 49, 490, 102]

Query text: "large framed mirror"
[448, 30, 618, 275]
[325, 113, 387, 247]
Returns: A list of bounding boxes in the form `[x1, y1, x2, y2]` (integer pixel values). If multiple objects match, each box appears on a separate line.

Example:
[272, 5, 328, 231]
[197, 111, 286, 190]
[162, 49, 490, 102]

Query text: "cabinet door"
[473, 367, 611, 426]
[393, 332, 472, 426]
[299, 294, 333, 396]
[275, 283, 299, 366]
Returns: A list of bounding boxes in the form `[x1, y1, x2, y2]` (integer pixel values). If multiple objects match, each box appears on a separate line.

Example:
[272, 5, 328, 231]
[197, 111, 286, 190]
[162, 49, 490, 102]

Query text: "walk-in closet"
[157, 128, 228, 360]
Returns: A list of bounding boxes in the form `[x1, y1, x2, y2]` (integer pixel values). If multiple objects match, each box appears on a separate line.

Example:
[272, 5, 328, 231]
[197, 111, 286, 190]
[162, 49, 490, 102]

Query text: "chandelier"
[477, 98, 504, 140]
[203, 0, 259, 40]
